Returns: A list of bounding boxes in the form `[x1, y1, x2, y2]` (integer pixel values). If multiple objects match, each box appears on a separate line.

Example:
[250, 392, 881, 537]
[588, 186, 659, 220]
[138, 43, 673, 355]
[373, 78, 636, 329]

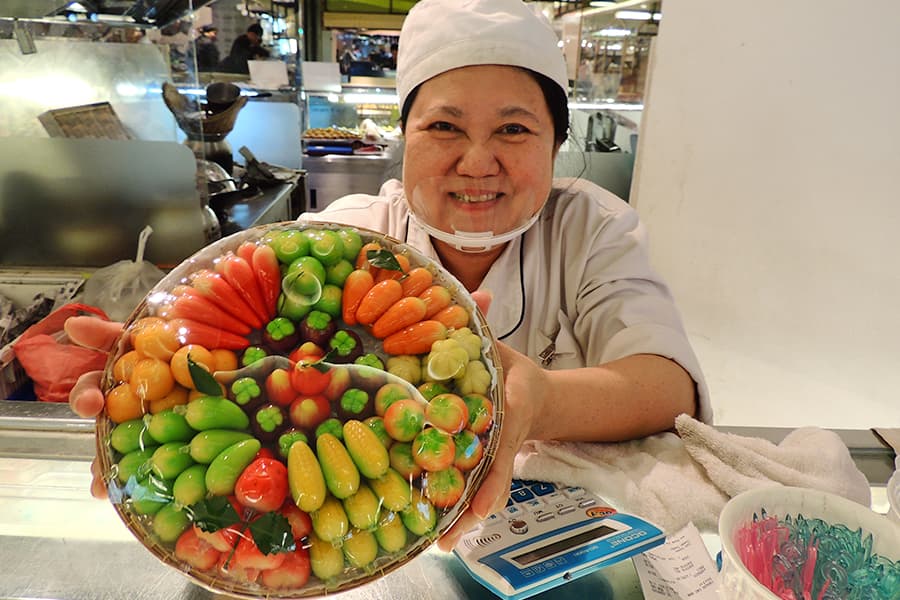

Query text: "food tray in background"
[0, 269, 89, 401]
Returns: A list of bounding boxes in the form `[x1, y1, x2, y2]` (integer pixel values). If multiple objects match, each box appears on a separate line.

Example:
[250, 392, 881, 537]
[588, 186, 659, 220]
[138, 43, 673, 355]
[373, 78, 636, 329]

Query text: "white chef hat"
[396, 0, 569, 112]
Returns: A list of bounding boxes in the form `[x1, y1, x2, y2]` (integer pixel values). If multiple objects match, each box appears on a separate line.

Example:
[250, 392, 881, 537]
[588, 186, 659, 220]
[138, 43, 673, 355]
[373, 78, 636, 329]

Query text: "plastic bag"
[82, 226, 165, 322]
[12, 303, 109, 403]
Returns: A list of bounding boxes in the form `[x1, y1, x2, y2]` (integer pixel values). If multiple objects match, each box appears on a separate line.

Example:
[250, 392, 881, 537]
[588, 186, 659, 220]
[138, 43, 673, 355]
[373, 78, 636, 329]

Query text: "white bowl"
[718, 485, 900, 600]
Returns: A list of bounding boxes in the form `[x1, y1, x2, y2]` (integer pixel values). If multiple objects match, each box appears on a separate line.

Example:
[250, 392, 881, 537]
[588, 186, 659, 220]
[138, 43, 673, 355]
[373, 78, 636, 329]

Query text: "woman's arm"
[438, 341, 696, 550]
[531, 353, 697, 443]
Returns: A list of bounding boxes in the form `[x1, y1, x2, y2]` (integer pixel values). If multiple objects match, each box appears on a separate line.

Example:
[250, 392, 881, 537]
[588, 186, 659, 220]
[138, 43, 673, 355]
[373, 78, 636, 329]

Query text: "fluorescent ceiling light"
[594, 28, 632, 38]
[615, 10, 662, 20]
[589, 1, 616, 6]
[343, 93, 399, 104]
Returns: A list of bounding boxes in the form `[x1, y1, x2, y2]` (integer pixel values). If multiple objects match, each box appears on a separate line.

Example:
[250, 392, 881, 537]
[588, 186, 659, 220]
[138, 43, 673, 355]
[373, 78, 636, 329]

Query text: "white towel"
[513, 414, 871, 533]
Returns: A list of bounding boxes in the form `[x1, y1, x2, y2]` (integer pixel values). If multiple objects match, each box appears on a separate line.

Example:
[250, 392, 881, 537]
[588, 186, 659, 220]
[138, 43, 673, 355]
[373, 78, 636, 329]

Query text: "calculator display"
[508, 523, 618, 566]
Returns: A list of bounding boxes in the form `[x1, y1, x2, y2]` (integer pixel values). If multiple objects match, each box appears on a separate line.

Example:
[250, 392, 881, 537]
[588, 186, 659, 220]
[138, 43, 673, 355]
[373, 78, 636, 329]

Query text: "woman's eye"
[429, 121, 457, 132]
[499, 124, 529, 135]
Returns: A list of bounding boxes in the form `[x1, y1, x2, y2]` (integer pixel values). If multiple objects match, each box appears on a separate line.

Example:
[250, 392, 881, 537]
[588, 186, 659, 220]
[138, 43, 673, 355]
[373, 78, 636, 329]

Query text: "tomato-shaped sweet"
[290, 360, 332, 396]
[234, 457, 289, 513]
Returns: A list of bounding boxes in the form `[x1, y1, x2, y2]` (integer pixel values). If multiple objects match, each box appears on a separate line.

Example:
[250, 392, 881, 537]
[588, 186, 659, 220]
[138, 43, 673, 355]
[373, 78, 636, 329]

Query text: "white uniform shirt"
[302, 178, 712, 422]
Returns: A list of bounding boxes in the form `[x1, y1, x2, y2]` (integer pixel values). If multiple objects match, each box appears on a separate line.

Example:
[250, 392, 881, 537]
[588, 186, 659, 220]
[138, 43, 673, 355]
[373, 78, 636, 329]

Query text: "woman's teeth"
[452, 192, 498, 203]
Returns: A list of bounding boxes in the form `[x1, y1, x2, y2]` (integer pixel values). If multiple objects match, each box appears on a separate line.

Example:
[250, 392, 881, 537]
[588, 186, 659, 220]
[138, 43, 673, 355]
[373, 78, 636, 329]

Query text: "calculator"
[453, 479, 666, 600]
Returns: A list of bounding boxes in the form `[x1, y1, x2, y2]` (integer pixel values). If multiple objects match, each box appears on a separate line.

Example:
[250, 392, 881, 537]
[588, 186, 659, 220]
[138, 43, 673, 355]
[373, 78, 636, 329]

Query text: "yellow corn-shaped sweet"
[400, 488, 437, 536]
[342, 527, 378, 569]
[311, 494, 349, 543]
[288, 440, 326, 512]
[342, 420, 390, 479]
[317, 433, 360, 500]
[309, 531, 345, 581]
[374, 510, 408, 553]
[368, 467, 412, 512]
[342, 482, 382, 531]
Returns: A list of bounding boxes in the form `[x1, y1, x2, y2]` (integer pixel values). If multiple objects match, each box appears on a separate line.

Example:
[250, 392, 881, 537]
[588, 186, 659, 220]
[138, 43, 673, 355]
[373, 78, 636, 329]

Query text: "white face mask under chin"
[409, 210, 542, 253]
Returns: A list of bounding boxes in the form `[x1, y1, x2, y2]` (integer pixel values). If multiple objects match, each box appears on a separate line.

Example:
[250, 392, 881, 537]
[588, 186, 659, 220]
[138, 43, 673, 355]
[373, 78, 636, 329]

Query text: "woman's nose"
[455, 141, 501, 177]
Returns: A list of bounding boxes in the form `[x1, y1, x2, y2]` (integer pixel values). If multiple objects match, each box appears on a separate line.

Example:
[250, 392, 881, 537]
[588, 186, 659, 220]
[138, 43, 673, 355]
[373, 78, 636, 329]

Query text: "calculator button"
[510, 488, 535, 503]
[530, 482, 556, 496]
[502, 504, 525, 519]
[522, 499, 544, 513]
[509, 519, 529, 535]
[536, 512, 556, 523]
[543, 492, 565, 505]
[505, 498, 513, 508]
[509, 480, 524, 491]
[558, 505, 577, 515]
[578, 498, 597, 508]
[562, 486, 586, 498]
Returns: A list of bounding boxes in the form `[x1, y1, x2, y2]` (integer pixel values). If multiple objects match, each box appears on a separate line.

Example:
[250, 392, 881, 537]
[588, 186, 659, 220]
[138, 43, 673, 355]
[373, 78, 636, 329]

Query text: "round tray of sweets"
[95, 221, 504, 598]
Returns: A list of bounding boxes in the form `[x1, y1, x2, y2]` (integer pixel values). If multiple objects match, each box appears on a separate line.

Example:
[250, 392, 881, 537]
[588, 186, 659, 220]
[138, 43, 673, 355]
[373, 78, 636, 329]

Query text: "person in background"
[157, 19, 191, 72]
[191, 24, 220, 72]
[67, 0, 710, 549]
[219, 22, 270, 74]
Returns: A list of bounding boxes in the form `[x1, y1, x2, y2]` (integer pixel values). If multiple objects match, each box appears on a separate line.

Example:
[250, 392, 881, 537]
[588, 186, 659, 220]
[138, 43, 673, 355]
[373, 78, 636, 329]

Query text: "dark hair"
[247, 23, 263, 36]
[400, 68, 569, 147]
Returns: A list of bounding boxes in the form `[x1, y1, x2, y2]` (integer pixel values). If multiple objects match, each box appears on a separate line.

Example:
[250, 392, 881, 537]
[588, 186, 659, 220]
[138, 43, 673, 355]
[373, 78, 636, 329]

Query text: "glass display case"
[567, 1, 661, 106]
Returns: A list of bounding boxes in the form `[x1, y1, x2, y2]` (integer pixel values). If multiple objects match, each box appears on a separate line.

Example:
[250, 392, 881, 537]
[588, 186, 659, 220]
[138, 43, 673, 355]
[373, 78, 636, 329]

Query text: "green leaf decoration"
[311, 350, 337, 373]
[367, 248, 403, 271]
[248, 512, 296, 555]
[188, 496, 241, 533]
[188, 354, 222, 396]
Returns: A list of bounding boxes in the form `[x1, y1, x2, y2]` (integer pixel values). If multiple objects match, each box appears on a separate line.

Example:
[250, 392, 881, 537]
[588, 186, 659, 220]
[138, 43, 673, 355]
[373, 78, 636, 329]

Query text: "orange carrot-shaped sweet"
[399, 267, 433, 298]
[382, 320, 448, 355]
[355, 242, 382, 270]
[356, 279, 403, 326]
[375, 254, 411, 283]
[371, 296, 427, 339]
[431, 304, 469, 330]
[341, 269, 375, 326]
[419, 285, 452, 319]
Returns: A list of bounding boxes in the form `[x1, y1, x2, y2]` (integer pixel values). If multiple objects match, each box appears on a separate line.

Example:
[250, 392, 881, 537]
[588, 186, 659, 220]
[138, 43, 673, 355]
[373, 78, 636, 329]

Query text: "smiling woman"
[402, 67, 557, 254]
[68, 0, 710, 560]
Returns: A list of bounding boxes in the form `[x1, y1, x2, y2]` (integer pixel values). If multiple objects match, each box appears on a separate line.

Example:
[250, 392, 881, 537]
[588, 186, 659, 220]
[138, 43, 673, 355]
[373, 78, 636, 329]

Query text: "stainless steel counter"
[0, 400, 893, 600]
[0, 401, 642, 600]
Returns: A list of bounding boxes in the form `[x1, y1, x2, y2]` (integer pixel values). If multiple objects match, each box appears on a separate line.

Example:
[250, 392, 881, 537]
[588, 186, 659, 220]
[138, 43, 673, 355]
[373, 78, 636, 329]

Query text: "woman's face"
[402, 65, 559, 242]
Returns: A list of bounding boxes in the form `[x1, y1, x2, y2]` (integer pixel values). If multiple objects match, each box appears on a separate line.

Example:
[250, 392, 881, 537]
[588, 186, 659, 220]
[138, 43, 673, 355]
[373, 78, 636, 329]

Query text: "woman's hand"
[65, 315, 123, 498]
[437, 310, 550, 551]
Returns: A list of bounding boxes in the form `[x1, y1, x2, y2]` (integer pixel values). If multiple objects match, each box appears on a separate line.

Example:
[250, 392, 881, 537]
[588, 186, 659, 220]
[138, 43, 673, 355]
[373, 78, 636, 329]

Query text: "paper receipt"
[632, 522, 720, 599]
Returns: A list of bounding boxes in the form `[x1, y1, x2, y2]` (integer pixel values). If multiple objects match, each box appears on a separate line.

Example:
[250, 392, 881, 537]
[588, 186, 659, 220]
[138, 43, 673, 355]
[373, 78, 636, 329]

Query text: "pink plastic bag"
[12, 303, 110, 403]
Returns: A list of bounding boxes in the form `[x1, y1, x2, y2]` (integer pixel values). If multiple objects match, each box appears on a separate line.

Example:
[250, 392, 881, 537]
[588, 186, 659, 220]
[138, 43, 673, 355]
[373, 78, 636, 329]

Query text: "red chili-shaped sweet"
[169, 318, 251, 351]
[217, 254, 270, 325]
[168, 291, 252, 336]
[236, 241, 258, 264]
[251, 244, 282, 320]
[189, 269, 263, 329]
